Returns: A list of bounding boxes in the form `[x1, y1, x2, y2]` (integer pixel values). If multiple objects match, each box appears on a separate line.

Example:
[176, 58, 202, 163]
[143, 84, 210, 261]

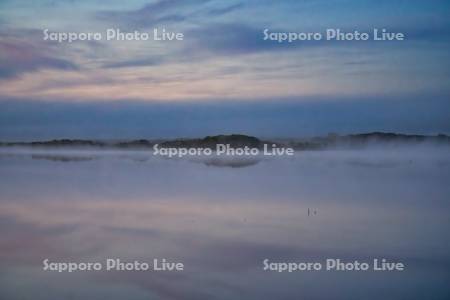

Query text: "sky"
[0, 0, 449, 140]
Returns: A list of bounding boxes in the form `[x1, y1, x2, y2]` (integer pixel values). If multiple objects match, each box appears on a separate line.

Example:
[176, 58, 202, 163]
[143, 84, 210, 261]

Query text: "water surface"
[0, 148, 449, 299]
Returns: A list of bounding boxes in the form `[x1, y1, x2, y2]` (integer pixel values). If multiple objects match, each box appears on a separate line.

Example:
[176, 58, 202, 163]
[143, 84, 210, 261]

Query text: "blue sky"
[0, 0, 449, 140]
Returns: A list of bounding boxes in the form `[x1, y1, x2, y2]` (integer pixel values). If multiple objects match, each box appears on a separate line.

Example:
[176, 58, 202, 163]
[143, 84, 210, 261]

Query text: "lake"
[0, 147, 449, 299]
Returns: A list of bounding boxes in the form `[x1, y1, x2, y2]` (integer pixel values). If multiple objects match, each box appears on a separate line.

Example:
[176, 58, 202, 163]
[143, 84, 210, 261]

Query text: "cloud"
[0, 29, 78, 79]
[206, 3, 244, 16]
[1, 96, 449, 141]
[185, 23, 311, 55]
[102, 57, 165, 68]
[402, 24, 450, 43]
[184, 20, 450, 58]
[97, 0, 211, 28]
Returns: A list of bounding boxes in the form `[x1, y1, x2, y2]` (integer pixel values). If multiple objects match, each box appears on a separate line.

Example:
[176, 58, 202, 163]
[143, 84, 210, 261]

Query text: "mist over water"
[0, 146, 449, 299]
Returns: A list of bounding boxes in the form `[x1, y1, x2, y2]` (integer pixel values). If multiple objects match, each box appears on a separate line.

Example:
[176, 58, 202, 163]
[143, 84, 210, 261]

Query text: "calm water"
[0, 147, 449, 299]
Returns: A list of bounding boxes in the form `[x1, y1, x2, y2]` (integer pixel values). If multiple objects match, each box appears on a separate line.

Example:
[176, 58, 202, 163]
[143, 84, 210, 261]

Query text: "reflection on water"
[0, 148, 449, 299]
[31, 154, 97, 162]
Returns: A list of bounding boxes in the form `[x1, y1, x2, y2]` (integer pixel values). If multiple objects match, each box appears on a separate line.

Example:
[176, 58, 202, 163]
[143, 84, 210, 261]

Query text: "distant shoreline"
[1, 132, 449, 151]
